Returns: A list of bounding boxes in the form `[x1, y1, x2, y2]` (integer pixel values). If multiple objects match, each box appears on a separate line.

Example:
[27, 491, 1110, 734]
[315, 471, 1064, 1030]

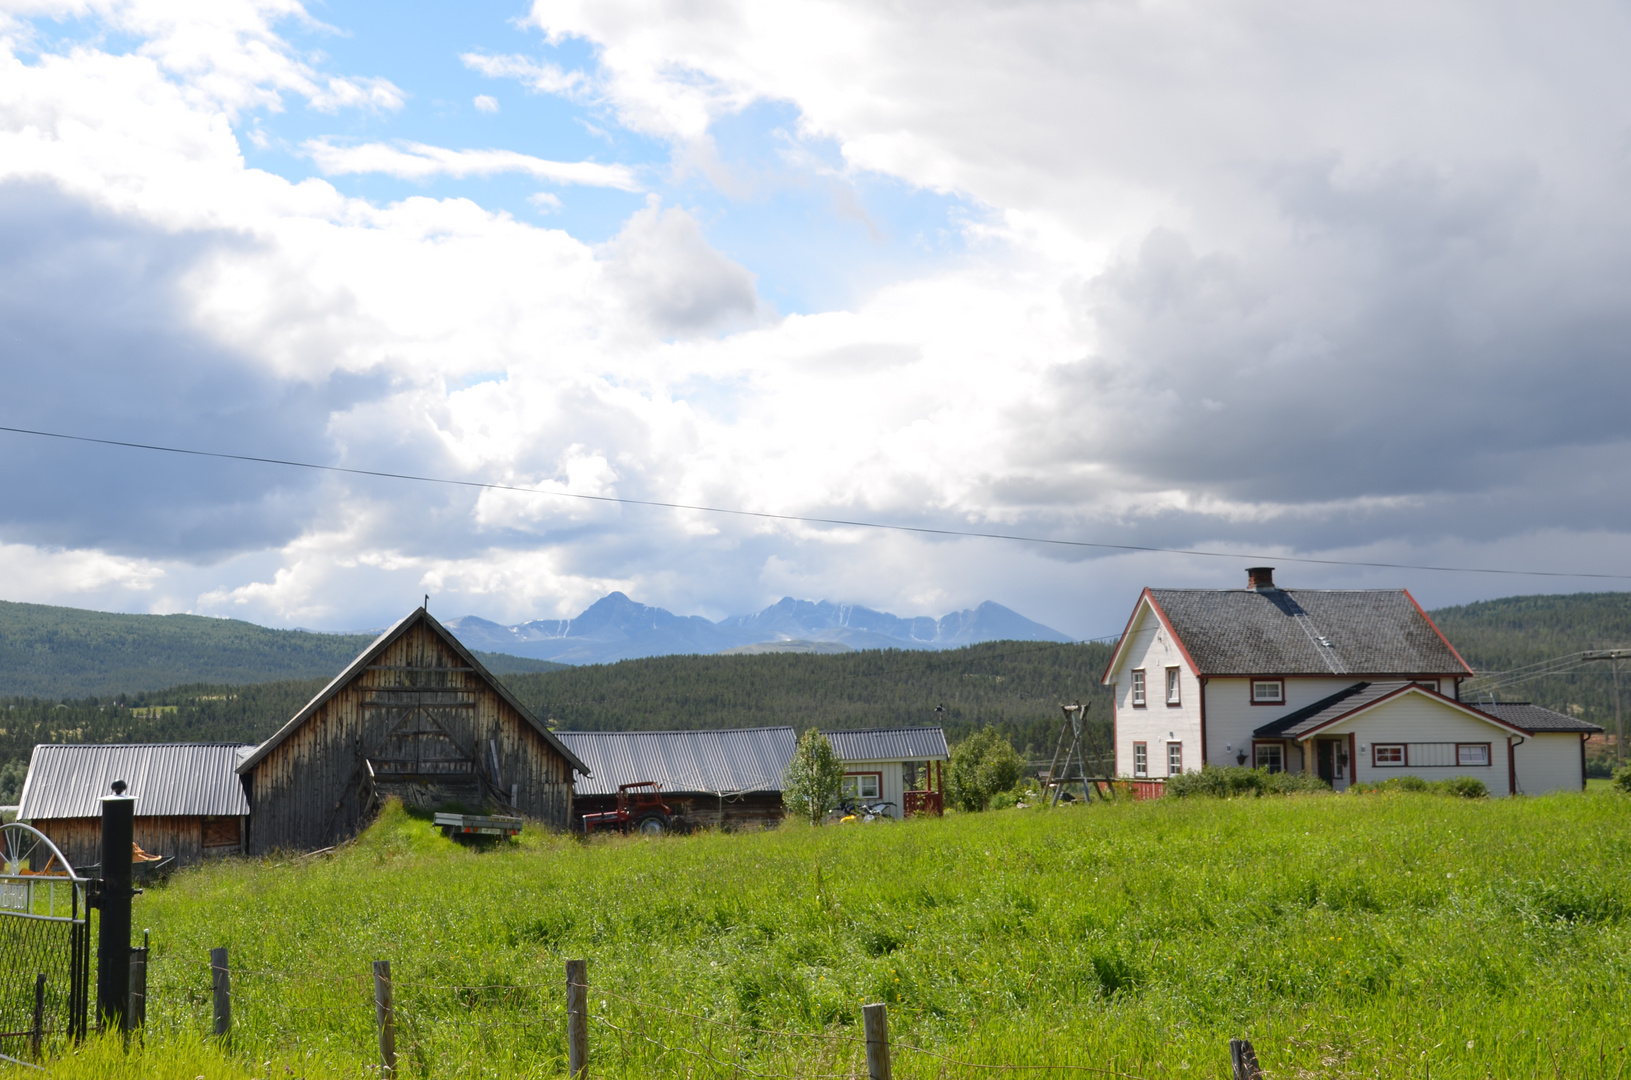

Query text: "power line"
[3, 422, 1630, 580]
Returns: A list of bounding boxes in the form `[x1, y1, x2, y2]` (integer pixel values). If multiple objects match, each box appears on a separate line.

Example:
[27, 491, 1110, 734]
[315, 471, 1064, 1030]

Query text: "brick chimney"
[1246, 567, 1277, 592]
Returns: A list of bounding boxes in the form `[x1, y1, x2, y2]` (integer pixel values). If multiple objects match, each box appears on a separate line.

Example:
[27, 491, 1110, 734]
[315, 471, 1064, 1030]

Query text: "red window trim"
[1251, 739, 1286, 772]
[1455, 743, 1492, 768]
[1372, 743, 1406, 767]
[1166, 741, 1183, 776]
[1165, 666, 1182, 707]
[1249, 679, 1285, 705]
[842, 771, 885, 798]
[1132, 741, 1149, 777]
[1131, 668, 1147, 708]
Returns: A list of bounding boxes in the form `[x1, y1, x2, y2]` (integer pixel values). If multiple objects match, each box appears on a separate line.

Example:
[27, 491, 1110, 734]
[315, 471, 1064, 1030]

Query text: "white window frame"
[1167, 741, 1183, 776]
[1373, 744, 1406, 767]
[1133, 742, 1148, 777]
[842, 773, 882, 799]
[1414, 680, 1439, 694]
[1165, 666, 1181, 706]
[1456, 743, 1491, 767]
[1251, 680, 1284, 704]
[1254, 742, 1283, 773]
[1131, 669, 1146, 707]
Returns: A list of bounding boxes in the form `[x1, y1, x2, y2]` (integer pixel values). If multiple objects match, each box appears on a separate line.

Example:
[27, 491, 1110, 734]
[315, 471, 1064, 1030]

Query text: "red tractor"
[581, 781, 673, 836]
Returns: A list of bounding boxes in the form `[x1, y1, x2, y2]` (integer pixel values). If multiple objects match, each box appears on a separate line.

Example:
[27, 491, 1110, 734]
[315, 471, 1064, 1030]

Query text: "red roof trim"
[1100, 590, 1204, 685]
[1295, 684, 1530, 740]
[1403, 589, 1474, 675]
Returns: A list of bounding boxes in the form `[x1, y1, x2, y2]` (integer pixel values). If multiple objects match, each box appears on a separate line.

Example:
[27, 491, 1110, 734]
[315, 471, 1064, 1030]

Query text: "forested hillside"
[502, 638, 1116, 760]
[1437, 592, 1631, 716]
[0, 601, 563, 697]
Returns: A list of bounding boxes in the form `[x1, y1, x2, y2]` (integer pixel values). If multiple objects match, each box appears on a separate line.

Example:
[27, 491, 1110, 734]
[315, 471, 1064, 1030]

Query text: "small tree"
[783, 729, 845, 824]
[947, 726, 1023, 812]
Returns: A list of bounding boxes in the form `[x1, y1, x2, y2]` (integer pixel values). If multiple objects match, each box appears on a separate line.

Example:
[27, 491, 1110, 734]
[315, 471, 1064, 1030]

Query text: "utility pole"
[1583, 650, 1630, 768]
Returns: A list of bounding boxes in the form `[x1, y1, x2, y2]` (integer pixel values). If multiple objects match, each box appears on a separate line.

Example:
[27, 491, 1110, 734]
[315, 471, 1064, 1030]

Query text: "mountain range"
[444, 592, 1072, 665]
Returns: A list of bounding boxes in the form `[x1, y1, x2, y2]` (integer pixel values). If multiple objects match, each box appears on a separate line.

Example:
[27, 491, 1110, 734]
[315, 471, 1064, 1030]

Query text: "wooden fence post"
[1230, 1038, 1263, 1080]
[210, 948, 230, 1042]
[30, 973, 45, 1060]
[566, 959, 588, 1080]
[863, 1002, 892, 1080]
[373, 961, 397, 1076]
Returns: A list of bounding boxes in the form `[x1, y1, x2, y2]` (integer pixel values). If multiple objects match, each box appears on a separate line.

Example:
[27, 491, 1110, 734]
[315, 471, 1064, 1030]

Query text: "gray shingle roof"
[1252, 682, 1408, 738]
[1149, 589, 1470, 677]
[1475, 702, 1602, 734]
[18, 744, 252, 820]
[558, 728, 797, 797]
[822, 727, 949, 762]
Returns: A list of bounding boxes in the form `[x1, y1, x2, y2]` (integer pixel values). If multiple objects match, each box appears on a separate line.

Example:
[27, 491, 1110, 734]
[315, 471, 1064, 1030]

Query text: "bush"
[1164, 766, 1330, 798]
[947, 727, 1023, 811]
[1350, 775, 1488, 798]
[782, 730, 845, 824]
[1612, 765, 1631, 794]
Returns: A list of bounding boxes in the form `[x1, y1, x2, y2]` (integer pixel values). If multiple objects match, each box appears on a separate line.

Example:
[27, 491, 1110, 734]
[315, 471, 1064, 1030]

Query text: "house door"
[1316, 739, 1349, 791]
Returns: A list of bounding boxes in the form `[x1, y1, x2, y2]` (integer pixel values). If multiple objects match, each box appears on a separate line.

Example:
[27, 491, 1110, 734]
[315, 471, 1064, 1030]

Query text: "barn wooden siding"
[32, 815, 244, 870]
[244, 617, 576, 855]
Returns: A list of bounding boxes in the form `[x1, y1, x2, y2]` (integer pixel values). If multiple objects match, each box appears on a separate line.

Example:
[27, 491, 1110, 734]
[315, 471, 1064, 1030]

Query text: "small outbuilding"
[823, 727, 949, 818]
[17, 743, 251, 868]
[559, 727, 796, 831]
[237, 606, 589, 854]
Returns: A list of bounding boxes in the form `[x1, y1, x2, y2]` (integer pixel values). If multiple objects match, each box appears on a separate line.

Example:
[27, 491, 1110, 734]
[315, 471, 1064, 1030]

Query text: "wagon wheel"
[634, 814, 667, 837]
[0, 822, 79, 880]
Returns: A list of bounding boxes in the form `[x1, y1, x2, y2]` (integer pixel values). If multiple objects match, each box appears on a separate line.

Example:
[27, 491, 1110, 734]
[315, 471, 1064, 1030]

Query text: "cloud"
[472, 93, 498, 113]
[460, 51, 588, 97]
[598, 198, 760, 335]
[301, 138, 642, 190]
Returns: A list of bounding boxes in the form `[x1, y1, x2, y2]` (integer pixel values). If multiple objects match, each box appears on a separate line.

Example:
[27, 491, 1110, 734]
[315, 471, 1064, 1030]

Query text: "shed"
[17, 743, 251, 868]
[237, 606, 589, 854]
[823, 727, 949, 818]
[559, 727, 796, 831]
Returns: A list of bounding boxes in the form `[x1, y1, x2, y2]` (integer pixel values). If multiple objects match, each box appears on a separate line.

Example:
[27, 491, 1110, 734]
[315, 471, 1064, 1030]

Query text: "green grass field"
[43, 791, 1631, 1079]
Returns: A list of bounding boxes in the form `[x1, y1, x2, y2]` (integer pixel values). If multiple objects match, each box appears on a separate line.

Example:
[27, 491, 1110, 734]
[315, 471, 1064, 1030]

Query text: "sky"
[1, 0, 1630, 639]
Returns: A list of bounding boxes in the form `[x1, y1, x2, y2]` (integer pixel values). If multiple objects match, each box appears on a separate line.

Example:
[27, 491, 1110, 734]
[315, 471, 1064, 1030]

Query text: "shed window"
[1167, 742, 1183, 776]
[1254, 743, 1284, 773]
[842, 773, 882, 800]
[1373, 744, 1405, 767]
[1456, 743, 1491, 767]
[1252, 680, 1284, 703]
[1131, 670, 1146, 707]
[1166, 667, 1181, 705]
[1133, 742, 1148, 777]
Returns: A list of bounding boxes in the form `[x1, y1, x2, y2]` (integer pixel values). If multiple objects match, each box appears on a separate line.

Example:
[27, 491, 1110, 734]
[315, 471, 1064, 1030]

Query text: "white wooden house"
[1100, 568, 1600, 794]
[822, 727, 949, 817]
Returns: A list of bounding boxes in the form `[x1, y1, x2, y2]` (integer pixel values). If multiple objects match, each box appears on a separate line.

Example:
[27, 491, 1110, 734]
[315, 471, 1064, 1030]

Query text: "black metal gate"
[0, 824, 90, 1058]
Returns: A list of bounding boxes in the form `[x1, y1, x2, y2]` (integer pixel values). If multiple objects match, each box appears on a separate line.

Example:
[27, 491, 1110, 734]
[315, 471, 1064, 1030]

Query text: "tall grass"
[41, 791, 1631, 1079]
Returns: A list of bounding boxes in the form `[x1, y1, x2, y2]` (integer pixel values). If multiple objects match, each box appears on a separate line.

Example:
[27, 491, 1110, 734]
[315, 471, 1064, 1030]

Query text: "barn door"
[363, 682, 483, 808]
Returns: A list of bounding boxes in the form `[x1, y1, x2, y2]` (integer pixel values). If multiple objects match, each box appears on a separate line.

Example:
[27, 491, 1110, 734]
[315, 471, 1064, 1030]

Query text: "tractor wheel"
[635, 814, 667, 837]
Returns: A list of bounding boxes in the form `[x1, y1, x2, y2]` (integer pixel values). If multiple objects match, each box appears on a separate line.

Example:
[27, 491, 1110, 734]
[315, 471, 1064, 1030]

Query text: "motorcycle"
[831, 798, 896, 823]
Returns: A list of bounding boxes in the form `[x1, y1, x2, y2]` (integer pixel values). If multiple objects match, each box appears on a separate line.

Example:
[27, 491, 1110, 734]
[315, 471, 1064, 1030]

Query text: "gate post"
[96, 780, 135, 1033]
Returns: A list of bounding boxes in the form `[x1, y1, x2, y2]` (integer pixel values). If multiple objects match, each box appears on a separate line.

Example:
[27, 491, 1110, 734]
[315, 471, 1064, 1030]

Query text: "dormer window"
[1251, 679, 1284, 704]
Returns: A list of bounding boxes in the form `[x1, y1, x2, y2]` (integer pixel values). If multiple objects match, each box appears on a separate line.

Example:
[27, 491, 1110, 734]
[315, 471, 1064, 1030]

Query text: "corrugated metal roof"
[822, 727, 949, 762]
[559, 728, 798, 796]
[18, 744, 252, 820]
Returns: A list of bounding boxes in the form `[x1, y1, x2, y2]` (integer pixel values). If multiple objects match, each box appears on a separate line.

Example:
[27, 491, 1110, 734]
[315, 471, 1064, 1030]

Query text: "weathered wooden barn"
[236, 606, 588, 854]
[559, 727, 797, 831]
[17, 743, 252, 869]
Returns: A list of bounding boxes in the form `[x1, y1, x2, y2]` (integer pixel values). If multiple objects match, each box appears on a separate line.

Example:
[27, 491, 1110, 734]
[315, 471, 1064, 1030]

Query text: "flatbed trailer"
[433, 812, 524, 839]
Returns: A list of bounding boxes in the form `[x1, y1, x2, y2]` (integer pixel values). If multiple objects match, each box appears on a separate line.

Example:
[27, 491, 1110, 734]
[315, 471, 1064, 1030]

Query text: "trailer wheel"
[635, 814, 667, 836]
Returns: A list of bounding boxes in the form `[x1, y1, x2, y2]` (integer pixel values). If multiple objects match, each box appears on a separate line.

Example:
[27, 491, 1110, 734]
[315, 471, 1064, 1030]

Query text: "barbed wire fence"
[161, 950, 1268, 1080]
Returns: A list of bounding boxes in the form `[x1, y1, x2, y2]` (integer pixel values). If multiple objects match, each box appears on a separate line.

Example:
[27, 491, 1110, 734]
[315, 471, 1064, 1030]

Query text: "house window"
[1167, 742, 1183, 776]
[1133, 742, 1148, 777]
[1373, 744, 1406, 767]
[842, 773, 882, 799]
[1415, 680, 1439, 693]
[1131, 670, 1146, 707]
[1166, 667, 1181, 706]
[1251, 680, 1284, 704]
[1456, 743, 1491, 767]
[1254, 743, 1284, 773]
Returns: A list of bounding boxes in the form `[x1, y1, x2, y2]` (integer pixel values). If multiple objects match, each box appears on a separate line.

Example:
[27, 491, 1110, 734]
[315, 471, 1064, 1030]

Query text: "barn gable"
[237, 606, 587, 853]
